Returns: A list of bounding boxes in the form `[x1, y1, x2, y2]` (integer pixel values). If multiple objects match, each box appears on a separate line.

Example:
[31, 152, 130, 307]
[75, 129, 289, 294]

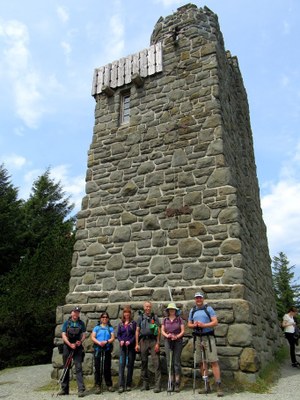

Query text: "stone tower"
[53, 4, 282, 381]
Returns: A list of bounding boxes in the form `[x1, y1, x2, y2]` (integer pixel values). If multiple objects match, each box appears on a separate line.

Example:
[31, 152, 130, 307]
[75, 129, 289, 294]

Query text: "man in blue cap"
[58, 306, 86, 397]
[188, 292, 223, 397]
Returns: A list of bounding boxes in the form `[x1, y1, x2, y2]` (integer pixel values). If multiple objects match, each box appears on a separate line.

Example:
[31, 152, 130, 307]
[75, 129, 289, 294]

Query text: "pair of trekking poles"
[58, 350, 74, 386]
[166, 335, 208, 395]
[95, 344, 129, 394]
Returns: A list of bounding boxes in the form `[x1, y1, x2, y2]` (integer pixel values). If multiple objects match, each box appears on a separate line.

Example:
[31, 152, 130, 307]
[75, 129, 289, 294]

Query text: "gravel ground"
[0, 359, 299, 400]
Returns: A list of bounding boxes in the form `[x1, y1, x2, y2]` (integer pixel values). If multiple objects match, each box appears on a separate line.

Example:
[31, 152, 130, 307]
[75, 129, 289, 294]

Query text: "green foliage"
[0, 164, 25, 275]
[272, 252, 300, 320]
[0, 167, 75, 369]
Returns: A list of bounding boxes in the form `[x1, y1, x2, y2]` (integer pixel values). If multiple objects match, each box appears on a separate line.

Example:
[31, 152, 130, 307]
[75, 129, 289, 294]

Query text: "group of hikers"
[58, 291, 224, 397]
[58, 293, 299, 398]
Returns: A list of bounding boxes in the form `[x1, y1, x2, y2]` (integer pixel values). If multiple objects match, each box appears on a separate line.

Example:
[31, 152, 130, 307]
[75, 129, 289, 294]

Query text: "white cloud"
[57, 6, 69, 24]
[261, 142, 300, 275]
[154, 0, 182, 7]
[50, 165, 85, 211]
[61, 40, 72, 58]
[106, 13, 125, 60]
[0, 20, 44, 128]
[0, 153, 27, 169]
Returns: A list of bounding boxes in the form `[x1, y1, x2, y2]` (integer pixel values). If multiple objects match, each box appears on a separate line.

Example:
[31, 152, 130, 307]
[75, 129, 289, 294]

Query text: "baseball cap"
[194, 292, 204, 298]
[72, 306, 81, 312]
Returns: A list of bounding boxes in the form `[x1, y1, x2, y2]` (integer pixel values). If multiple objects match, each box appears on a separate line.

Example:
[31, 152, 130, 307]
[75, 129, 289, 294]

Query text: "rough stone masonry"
[52, 3, 282, 382]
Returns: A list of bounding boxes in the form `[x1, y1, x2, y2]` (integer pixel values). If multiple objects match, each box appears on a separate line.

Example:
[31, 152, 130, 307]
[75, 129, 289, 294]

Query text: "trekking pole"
[167, 340, 174, 394]
[200, 335, 209, 393]
[58, 350, 74, 384]
[99, 347, 104, 394]
[168, 285, 174, 302]
[192, 334, 197, 394]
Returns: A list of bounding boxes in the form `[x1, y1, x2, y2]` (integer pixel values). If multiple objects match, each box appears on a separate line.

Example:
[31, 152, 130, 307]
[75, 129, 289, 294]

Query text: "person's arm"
[176, 320, 185, 339]
[197, 315, 218, 329]
[62, 331, 76, 349]
[108, 328, 115, 344]
[154, 319, 161, 352]
[91, 329, 106, 347]
[161, 320, 168, 338]
[76, 332, 86, 347]
[91, 330, 98, 344]
[135, 326, 140, 352]
[75, 322, 86, 347]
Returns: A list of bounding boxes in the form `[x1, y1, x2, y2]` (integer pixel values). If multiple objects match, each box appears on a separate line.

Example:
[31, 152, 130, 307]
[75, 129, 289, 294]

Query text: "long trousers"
[285, 332, 297, 364]
[164, 339, 183, 377]
[61, 345, 85, 393]
[94, 349, 113, 387]
[118, 345, 136, 388]
[140, 338, 161, 388]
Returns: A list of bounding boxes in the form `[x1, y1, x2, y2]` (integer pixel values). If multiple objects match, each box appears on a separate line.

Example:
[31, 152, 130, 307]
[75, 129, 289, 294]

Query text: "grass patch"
[231, 346, 288, 394]
[37, 376, 95, 392]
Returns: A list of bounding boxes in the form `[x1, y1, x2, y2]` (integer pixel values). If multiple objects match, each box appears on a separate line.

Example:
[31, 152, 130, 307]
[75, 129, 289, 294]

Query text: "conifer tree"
[0, 164, 24, 275]
[0, 169, 75, 368]
[272, 252, 300, 320]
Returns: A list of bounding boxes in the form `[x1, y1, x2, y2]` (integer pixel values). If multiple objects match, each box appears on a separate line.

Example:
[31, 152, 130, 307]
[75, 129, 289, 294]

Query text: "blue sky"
[1, 0, 300, 277]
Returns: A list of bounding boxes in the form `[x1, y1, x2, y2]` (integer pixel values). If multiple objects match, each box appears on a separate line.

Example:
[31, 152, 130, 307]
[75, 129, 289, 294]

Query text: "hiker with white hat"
[161, 302, 185, 392]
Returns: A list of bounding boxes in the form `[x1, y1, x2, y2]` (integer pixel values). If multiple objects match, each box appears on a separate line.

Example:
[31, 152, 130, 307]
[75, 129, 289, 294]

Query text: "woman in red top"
[161, 303, 184, 392]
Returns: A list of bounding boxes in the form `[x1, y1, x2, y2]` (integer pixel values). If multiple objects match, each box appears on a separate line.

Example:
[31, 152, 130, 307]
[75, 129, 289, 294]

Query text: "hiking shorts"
[195, 335, 219, 363]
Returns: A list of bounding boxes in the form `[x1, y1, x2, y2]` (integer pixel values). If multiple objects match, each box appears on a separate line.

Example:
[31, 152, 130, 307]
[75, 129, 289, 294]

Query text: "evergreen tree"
[0, 164, 25, 275]
[0, 169, 75, 368]
[272, 252, 300, 320]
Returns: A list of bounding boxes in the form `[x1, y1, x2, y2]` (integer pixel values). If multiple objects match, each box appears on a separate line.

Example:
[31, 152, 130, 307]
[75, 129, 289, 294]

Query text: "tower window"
[120, 92, 130, 125]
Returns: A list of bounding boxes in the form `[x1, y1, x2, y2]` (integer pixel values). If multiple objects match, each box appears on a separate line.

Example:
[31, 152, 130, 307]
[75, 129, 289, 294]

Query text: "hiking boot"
[292, 362, 300, 368]
[118, 386, 124, 393]
[94, 385, 101, 394]
[174, 382, 180, 392]
[78, 391, 85, 398]
[107, 386, 115, 392]
[57, 389, 68, 396]
[153, 387, 161, 393]
[126, 386, 131, 391]
[141, 383, 150, 391]
[217, 383, 224, 397]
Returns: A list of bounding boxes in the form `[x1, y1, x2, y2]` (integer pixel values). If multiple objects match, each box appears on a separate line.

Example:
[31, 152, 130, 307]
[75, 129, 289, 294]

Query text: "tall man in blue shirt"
[188, 292, 223, 397]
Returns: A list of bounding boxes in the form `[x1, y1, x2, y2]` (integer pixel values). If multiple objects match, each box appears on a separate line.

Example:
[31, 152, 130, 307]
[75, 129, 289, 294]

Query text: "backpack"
[138, 311, 159, 337]
[66, 318, 85, 343]
[190, 305, 214, 336]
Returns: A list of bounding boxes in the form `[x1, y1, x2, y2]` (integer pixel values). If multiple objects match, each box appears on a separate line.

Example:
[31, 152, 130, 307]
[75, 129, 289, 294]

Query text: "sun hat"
[166, 302, 179, 310]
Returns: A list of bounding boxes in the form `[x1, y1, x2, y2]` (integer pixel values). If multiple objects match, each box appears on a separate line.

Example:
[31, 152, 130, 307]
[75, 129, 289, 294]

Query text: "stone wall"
[52, 3, 282, 382]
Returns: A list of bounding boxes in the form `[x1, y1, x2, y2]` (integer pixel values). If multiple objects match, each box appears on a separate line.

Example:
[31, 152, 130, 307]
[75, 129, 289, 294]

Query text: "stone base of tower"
[52, 284, 282, 382]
